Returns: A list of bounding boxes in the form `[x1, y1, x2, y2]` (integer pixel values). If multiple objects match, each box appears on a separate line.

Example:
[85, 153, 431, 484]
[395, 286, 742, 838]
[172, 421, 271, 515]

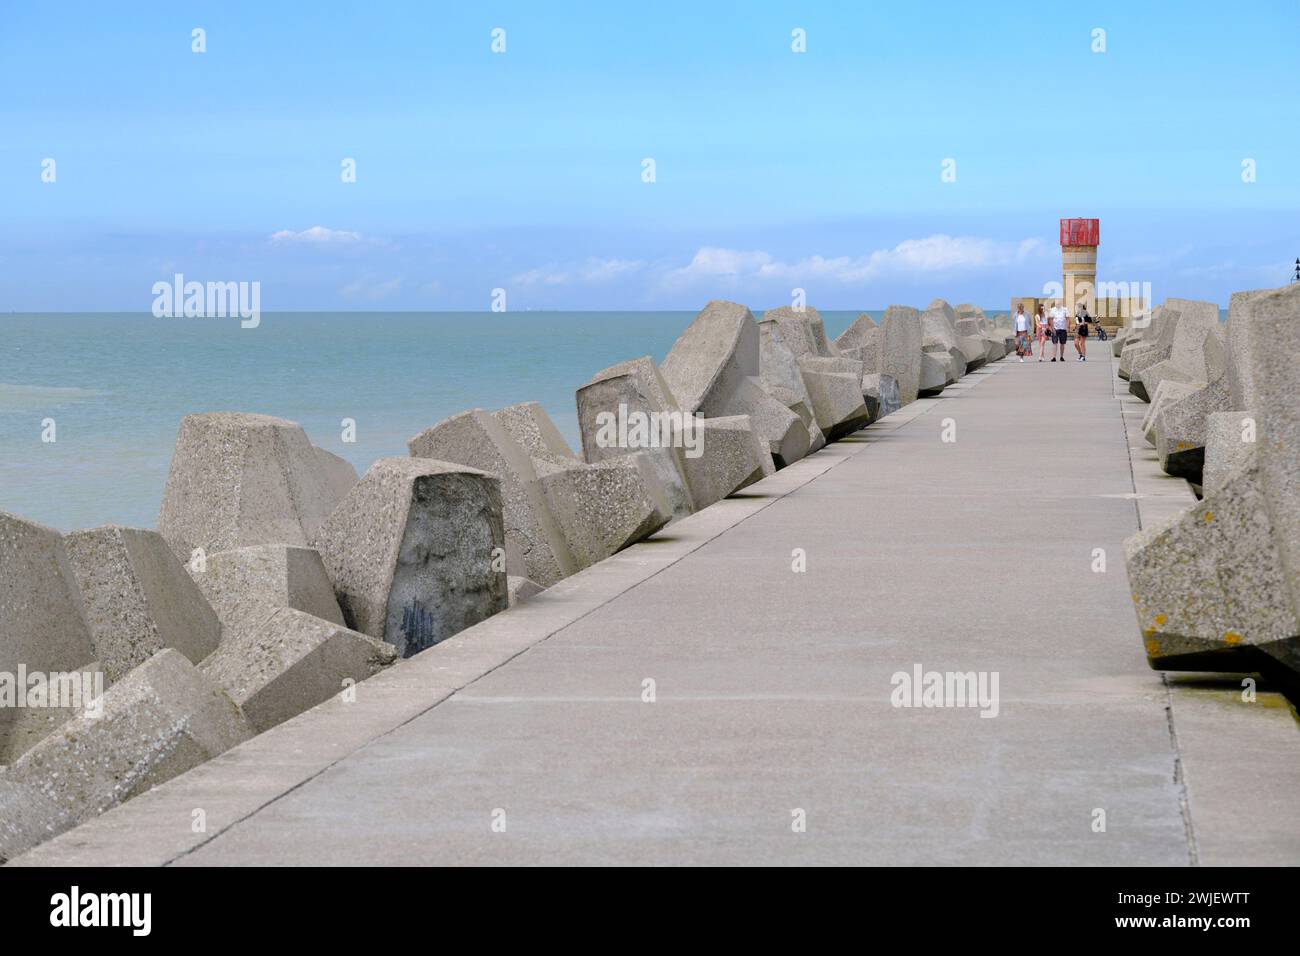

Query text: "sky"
[2, 1, 1297, 311]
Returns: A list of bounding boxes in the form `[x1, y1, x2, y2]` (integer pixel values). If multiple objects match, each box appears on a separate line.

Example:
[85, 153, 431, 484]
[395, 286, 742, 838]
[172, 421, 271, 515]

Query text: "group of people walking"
[1012, 302, 1095, 363]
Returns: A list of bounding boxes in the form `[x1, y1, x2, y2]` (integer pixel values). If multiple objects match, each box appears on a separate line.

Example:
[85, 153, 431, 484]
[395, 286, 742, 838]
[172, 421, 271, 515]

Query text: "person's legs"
[1081, 334, 1087, 361]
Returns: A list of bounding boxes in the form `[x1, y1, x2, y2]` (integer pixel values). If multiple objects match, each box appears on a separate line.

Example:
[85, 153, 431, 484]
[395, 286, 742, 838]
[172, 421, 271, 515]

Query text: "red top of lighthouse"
[1060, 218, 1099, 247]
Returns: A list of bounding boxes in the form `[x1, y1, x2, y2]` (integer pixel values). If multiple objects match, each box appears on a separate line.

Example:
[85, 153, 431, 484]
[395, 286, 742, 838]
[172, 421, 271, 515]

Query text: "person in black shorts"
[1074, 305, 1090, 361]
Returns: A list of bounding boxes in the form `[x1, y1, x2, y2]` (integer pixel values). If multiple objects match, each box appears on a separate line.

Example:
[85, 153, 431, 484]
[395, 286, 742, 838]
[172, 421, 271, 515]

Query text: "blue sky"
[2, 1, 1297, 311]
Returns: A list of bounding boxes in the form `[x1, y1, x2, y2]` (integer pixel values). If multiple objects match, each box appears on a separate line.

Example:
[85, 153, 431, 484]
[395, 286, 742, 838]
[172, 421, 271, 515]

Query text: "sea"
[0, 307, 1218, 531]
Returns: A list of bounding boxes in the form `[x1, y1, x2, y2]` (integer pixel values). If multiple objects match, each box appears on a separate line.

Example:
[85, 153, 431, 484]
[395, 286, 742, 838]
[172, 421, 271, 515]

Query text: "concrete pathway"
[16, 351, 1300, 866]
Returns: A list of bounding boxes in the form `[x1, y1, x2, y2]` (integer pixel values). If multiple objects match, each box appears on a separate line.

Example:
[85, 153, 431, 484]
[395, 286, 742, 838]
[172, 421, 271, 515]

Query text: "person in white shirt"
[1049, 304, 1069, 362]
[1013, 304, 1031, 362]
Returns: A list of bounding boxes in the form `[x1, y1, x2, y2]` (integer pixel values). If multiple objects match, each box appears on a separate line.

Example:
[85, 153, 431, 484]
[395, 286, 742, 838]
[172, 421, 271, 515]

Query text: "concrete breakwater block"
[1119, 305, 1170, 380]
[189, 544, 345, 644]
[1135, 299, 1221, 400]
[66, 525, 221, 682]
[1154, 378, 1228, 484]
[662, 301, 810, 468]
[501, 400, 672, 564]
[918, 302, 967, 383]
[534, 455, 671, 567]
[1202, 410, 1256, 498]
[315, 446, 360, 503]
[951, 317, 989, 372]
[879, 306, 923, 404]
[410, 410, 575, 586]
[312, 457, 508, 658]
[577, 358, 697, 518]
[863, 374, 901, 419]
[0, 649, 253, 862]
[1125, 283, 1300, 679]
[1142, 380, 1201, 446]
[679, 415, 772, 510]
[768, 306, 872, 435]
[0, 512, 97, 764]
[758, 320, 828, 449]
[918, 351, 948, 397]
[201, 607, 396, 734]
[1128, 304, 1193, 401]
[158, 412, 349, 554]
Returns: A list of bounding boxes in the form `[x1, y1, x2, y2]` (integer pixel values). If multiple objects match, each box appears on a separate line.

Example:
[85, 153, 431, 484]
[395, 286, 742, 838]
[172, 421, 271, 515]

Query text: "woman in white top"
[1013, 304, 1031, 362]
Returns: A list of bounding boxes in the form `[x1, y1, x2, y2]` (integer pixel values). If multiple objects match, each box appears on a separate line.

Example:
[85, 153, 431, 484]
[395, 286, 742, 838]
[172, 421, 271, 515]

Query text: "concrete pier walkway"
[16, 353, 1300, 866]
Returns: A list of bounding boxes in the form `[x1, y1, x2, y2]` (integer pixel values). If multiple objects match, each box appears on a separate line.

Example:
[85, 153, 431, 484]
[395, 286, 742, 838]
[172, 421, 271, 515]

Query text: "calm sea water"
[3, 309, 938, 531]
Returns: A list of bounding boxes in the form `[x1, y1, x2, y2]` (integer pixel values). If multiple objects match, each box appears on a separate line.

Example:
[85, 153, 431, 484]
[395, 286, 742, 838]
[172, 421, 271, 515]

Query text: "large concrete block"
[662, 301, 809, 468]
[0, 649, 253, 861]
[312, 457, 508, 657]
[1226, 288, 1273, 410]
[201, 607, 397, 733]
[494, 401, 579, 466]
[863, 374, 901, 419]
[766, 305, 841, 361]
[1203, 411, 1256, 498]
[833, 314, 882, 372]
[189, 544, 345, 644]
[534, 455, 671, 566]
[757, 321, 826, 453]
[507, 576, 545, 606]
[314, 446, 359, 504]
[679, 416, 772, 510]
[1154, 377, 1229, 484]
[881, 306, 923, 404]
[1141, 380, 1201, 446]
[65, 525, 220, 682]
[576, 358, 696, 518]
[0, 513, 96, 764]
[1125, 283, 1300, 679]
[1136, 300, 1220, 398]
[409, 409, 575, 586]
[158, 413, 347, 554]
[797, 357, 872, 440]
[918, 351, 948, 397]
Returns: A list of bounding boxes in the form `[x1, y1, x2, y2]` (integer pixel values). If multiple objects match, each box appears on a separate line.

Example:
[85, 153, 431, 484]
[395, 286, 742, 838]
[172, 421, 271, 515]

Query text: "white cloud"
[271, 226, 363, 244]
[340, 276, 403, 301]
[512, 257, 644, 286]
[663, 235, 1049, 287]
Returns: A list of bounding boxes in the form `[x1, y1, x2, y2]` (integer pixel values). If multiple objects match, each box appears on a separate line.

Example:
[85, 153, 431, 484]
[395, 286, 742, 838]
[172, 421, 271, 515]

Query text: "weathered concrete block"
[0, 649, 253, 861]
[662, 301, 809, 468]
[66, 525, 221, 682]
[1154, 377, 1229, 484]
[314, 446, 359, 504]
[679, 416, 772, 510]
[0, 513, 96, 764]
[201, 607, 396, 733]
[534, 454, 671, 567]
[1129, 302, 1213, 401]
[918, 351, 948, 397]
[1203, 411, 1257, 498]
[881, 306, 923, 404]
[576, 358, 695, 519]
[1141, 380, 1201, 446]
[1125, 283, 1300, 678]
[409, 409, 575, 586]
[797, 357, 872, 440]
[833, 314, 882, 371]
[1226, 288, 1272, 410]
[312, 457, 508, 657]
[494, 401, 579, 466]
[863, 374, 901, 419]
[757, 321, 826, 453]
[1136, 300, 1220, 399]
[158, 413, 347, 554]
[189, 544, 345, 644]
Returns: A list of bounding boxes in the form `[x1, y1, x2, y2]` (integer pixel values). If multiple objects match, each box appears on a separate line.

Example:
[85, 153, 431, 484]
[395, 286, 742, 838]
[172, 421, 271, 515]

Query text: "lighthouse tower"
[1060, 218, 1098, 316]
